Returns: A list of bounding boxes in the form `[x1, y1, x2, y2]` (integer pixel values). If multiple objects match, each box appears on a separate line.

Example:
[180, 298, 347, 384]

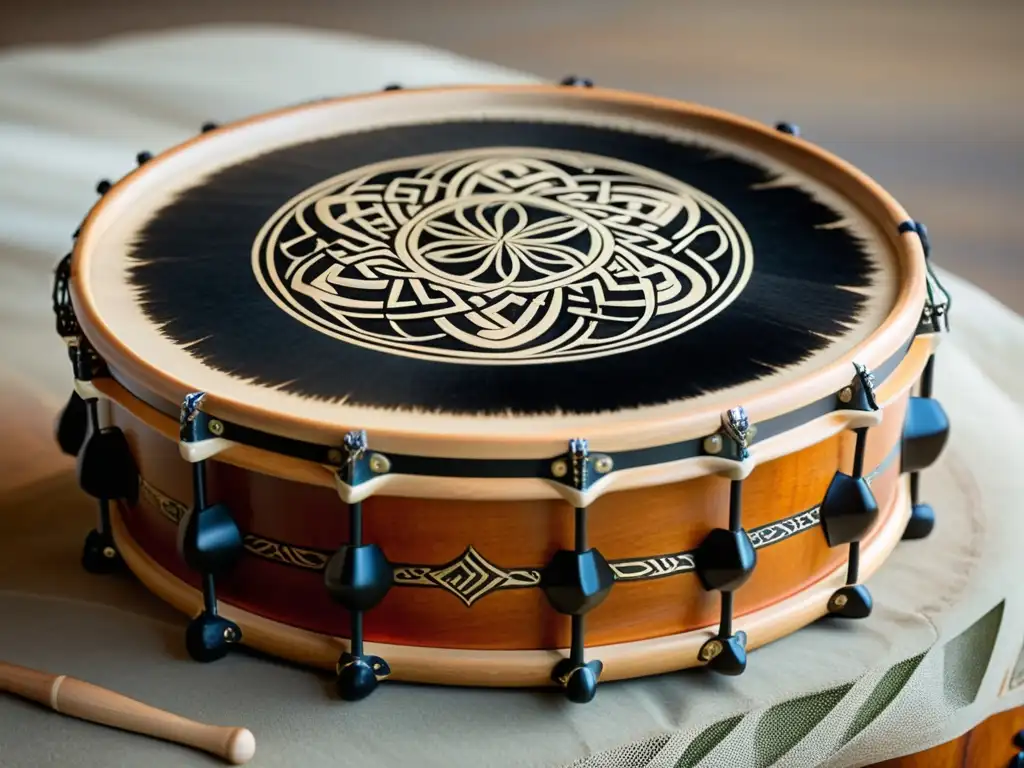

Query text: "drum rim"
[69, 83, 927, 459]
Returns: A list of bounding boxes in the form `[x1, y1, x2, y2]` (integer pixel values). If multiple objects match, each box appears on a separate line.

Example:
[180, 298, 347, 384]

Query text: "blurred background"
[0, 0, 1020, 313]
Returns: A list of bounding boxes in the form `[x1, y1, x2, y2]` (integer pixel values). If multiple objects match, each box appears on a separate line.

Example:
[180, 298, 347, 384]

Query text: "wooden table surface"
[2, 0, 1021, 313]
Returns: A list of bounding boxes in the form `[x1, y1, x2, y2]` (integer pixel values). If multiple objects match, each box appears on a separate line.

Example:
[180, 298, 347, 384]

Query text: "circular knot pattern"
[253, 148, 753, 365]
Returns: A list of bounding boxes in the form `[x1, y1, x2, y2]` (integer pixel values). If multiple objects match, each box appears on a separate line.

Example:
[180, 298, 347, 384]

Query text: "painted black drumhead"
[108, 94, 893, 417]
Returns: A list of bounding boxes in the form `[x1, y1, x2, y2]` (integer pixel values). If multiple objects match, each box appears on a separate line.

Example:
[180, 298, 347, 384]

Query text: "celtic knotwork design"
[392, 546, 541, 607]
[135, 441, 901, 601]
[141, 479, 188, 525]
[746, 509, 820, 548]
[610, 554, 696, 581]
[243, 537, 330, 571]
[253, 148, 753, 364]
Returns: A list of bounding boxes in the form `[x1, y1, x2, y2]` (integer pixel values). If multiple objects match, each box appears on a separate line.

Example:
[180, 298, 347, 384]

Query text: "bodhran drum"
[51, 82, 952, 704]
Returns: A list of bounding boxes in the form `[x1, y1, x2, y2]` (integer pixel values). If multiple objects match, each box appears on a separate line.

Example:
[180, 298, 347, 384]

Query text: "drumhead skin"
[71, 86, 924, 459]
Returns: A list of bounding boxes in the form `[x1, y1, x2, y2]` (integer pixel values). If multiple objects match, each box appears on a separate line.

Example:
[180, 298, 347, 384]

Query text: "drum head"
[71, 85, 922, 455]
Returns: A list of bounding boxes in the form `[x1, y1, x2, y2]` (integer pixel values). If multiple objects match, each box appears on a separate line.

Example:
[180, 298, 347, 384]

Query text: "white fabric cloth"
[0, 26, 1022, 768]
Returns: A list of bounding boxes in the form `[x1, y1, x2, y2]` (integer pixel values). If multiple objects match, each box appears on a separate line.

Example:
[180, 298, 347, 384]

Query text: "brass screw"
[368, 453, 391, 474]
[594, 455, 614, 474]
[838, 387, 853, 404]
[832, 594, 849, 610]
[703, 434, 723, 455]
[327, 448, 343, 464]
[700, 640, 723, 661]
[208, 419, 225, 436]
[102, 547, 116, 559]
[551, 459, 568, 478]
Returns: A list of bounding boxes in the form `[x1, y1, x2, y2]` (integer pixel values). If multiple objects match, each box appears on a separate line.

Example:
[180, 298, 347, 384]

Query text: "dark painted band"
[169, 330, 915, 481]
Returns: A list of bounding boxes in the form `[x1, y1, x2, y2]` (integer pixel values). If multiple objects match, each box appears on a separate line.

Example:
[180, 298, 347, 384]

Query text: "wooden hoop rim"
[71, 84, 927, 458]
[96, 334, 931, 499]
[110, 477, 910, 687]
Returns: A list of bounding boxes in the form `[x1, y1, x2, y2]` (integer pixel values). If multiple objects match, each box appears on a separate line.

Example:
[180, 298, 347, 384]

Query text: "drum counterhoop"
[51, 79, 951, 703]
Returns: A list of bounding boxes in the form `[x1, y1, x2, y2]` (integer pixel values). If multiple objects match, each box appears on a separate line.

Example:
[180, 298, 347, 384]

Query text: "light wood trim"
[97, 335, 929, 501]
[0, 660, 256, 764]
[71, 84, 927, 459]
[94, 377, 337, 490]
[110, 477, 910, 687]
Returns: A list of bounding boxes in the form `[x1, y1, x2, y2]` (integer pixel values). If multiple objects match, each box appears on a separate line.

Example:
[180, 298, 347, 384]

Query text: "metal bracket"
[920, 260, 951, 335]
[336, 429, 391, 488]
[52, 253, 108, 382]
[177, 392, 235, 463]
[899, 219, 951, 335]
[703, 407, 756, 461]
[837, 362, 879, 414]
[332, 429, 392, 504]
[549, 438, 613, 492]
[700, 406, 757, 481]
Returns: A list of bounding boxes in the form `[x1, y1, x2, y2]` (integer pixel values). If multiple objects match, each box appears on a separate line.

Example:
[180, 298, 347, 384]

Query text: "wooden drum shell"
[96, 334, 928, 684]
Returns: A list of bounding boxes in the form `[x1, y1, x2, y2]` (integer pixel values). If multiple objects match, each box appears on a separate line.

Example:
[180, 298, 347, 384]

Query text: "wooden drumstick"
[0, 661, 256, 764]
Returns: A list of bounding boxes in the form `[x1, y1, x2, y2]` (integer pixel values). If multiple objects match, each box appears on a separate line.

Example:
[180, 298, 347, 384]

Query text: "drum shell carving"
[109, 390, 908, 652]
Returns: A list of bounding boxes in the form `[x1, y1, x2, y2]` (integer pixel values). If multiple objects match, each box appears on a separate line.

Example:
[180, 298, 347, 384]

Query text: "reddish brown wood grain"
[111, 390, 906, 650]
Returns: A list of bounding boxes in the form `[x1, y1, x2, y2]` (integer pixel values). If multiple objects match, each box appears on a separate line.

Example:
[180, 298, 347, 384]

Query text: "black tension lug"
[176, 392, 244, 663]
[821, 363, 882, 619]
[695, 529, 756, 594]
[335, 654, 392, 702]
[81, 528, 124, 575]
[325, 430, 394, 702]
[541, 549, 616, 615]
[52, 251, 128, 574]
[324, 544, 393, 612]
[176, 498, 244, 662]
[900, 396, 949, 541]
[898, 219, 952, 543]
[542, 438, 615, 703]
[75, 400, 139, 575]
[76, 425, 139, 505]
[55, 390, 89, 457]
[551, 658, 603, 703]
[901, 397, 950, 474]
[819, 470, 880, 548]
[698, 631, 748, 676]
[827, 584, 873, 619]
[775, 122, 801, 136]
[900, 394, 949, 542]
[559, 76, 594, 87]
[695, 407, 757, 676]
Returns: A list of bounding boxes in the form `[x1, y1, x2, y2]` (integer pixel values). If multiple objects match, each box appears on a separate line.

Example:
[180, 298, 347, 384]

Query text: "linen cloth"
[0, 26, 1022, 768]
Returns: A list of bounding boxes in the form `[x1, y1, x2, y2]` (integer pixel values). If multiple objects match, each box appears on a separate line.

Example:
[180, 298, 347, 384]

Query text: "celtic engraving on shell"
[252, 148, 753, 364]
[392, 546, 541, 607]
[138, 440, 897, 601]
